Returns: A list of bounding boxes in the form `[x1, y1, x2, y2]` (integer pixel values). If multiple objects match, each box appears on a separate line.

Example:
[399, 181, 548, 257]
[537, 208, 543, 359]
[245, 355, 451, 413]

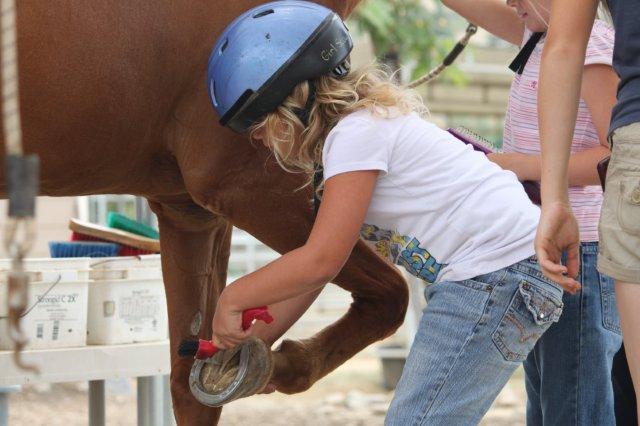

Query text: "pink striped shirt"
[503, 20, 615, 242]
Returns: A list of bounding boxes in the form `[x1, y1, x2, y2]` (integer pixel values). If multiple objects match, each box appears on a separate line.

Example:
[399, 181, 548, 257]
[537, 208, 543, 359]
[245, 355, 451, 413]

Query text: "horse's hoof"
[270, 339, 315, 394]
[189, 336, 273, 407]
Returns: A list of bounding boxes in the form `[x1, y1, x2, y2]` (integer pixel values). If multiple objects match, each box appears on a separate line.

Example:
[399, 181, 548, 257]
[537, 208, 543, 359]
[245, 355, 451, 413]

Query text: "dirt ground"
[7, 356, 526, 425]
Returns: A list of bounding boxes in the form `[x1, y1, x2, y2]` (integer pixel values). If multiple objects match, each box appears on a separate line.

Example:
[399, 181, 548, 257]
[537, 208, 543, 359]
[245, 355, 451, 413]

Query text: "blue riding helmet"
[207, 1, 353, 133]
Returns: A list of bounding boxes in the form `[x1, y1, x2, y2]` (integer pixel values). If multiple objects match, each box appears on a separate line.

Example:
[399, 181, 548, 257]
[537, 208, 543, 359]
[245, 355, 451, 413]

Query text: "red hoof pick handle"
[177, 306, 274, 360]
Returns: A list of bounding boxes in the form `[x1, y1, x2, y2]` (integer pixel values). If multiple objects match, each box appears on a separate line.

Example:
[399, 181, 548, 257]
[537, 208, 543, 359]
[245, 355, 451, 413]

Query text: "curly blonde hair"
[250, 66, 427, 187]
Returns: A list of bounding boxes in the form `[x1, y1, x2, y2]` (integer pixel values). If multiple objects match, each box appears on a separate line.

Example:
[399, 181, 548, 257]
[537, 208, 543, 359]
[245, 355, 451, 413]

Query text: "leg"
[203, 165, 407, 392]
[612, 344, 639, 426]
[524, 351, 543, 425]
[196, 155, 408, 393]
[386, 259, 564, 425]
[170, 86, 409, 394]
[596, 122, 640, 422]
[523, 243, 621, 426]
[149, 198, 233, 426]
[616, 282, 640, 420]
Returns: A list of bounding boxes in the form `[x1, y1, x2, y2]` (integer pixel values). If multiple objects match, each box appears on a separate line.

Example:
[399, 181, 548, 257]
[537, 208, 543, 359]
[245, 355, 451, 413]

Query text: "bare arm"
[213, 171, 379, 348]
[249, 288, 323, 346]
[538, 0, 600, 204]
[533, 0, 600, 290]
[490, 63, 617, 186]
[441, 0, 524, 45]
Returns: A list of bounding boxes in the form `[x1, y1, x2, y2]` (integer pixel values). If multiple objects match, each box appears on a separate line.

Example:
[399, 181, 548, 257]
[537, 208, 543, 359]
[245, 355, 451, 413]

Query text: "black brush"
[178, 339, 202, 358]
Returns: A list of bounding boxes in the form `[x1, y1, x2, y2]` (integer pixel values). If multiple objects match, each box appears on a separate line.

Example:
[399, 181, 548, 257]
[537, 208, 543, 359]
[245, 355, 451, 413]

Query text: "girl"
[440, 0, 622, 424]
[535, 0, 640, 421]
[208, 1, 564, 424]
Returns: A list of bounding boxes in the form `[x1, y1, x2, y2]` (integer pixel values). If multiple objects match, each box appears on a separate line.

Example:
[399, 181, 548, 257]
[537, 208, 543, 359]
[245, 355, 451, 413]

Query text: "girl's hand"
[535, 201, 581, 294]
[211, 291, 250, 349]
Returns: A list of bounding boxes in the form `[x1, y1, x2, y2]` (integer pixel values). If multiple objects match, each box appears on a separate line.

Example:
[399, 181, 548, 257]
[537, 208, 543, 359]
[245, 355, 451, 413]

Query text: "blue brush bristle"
[48, 241, 120, 258]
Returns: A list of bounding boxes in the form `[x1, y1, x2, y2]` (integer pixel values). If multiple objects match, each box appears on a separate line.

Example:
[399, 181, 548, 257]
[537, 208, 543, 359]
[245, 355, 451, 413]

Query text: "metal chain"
[2, 0, 38, 371]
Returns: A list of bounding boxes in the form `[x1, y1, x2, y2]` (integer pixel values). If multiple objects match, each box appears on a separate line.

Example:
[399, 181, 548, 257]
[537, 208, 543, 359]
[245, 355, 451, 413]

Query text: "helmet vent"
[253, 9, 274, 19]
[220, 39, 229, 53]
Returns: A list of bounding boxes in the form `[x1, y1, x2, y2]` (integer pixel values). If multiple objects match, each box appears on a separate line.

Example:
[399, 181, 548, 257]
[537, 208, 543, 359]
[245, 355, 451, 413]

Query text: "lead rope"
[407, 23, 477, 89]
[2, 0, 39, 371]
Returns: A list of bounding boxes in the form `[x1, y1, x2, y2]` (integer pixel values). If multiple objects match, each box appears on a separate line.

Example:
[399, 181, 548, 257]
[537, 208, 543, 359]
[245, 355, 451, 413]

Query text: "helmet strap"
[293, 81, 316, 126]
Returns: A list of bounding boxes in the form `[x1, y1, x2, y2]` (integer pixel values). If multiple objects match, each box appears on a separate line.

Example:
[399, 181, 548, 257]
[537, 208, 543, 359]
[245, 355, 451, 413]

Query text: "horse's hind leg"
[188, 149, 409, 394]
[270, 242, 409, 393]
[148, 198, 232, 426]
[169, 83, 408, 397]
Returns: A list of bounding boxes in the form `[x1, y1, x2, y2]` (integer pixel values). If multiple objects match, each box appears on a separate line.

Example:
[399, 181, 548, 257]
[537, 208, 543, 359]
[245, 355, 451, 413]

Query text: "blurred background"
[2, 1, 526, 424]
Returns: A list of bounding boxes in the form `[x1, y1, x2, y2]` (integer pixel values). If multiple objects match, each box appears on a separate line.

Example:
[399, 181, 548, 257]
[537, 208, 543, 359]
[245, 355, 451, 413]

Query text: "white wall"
[0, 197, 78, 258]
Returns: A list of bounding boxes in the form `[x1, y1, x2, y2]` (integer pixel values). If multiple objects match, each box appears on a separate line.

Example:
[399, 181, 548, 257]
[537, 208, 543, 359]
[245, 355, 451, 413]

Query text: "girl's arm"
[535, 0, 599, 287]
[248, 288, 323, 347]
[212, 170, 379, 348]
[538, 0, 599, 203]
[490, 63, 617, 186]
[441, 0, 524, 45]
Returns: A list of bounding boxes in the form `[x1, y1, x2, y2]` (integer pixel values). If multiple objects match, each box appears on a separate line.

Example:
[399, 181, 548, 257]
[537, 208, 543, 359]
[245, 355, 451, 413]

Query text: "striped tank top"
[503, 20, 615, 242]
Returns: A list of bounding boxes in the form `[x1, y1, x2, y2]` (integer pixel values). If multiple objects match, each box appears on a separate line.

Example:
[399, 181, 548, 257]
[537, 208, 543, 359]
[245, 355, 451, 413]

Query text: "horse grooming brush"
[178, 307, 273, 359]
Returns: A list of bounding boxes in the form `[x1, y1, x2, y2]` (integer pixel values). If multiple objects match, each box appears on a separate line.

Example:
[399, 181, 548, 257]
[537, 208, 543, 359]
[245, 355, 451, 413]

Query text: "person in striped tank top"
[442, 0, 623, 424]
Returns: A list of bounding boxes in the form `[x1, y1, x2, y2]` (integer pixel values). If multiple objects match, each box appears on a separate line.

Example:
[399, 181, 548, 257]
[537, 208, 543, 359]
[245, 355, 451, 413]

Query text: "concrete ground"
[8, 356, 526, 425]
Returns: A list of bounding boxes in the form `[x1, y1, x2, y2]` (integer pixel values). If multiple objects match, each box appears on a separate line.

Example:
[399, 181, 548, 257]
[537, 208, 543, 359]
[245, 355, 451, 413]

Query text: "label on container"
[118, 289, 163, 332]
[29, 291, 83, 340]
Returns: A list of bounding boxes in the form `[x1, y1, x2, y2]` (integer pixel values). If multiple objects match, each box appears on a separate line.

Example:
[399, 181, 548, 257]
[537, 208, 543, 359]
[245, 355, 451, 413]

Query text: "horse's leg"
[148, 198, 232, 426]
[226, 205, 409, 393]
[270, 247, 409, 393]
[170, 84, 408, 395]
[182, 148, 408, 395]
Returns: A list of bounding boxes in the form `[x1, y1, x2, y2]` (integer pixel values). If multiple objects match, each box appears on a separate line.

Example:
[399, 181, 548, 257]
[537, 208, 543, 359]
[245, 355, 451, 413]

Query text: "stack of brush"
[49, 212, 161, 258]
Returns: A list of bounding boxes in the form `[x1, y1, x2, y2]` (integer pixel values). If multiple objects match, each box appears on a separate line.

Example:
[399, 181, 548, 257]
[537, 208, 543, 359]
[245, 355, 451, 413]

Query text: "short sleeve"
[322, 113, 390, 181]
[584, 20, 614, 67]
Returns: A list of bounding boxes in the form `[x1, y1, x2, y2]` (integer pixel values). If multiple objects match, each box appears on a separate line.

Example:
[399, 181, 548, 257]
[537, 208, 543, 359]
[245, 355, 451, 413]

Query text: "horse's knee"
[386, 275, 410, 331]
[359, 271, 409, 338]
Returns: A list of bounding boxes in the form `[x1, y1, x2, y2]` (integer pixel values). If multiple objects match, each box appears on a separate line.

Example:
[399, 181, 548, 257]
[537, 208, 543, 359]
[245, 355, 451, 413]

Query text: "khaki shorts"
[598, 122, 640, 283]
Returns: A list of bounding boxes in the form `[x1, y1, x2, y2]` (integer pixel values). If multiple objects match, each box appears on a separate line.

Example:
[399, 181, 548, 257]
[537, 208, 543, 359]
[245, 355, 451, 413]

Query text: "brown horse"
[2, 2, 408, 424]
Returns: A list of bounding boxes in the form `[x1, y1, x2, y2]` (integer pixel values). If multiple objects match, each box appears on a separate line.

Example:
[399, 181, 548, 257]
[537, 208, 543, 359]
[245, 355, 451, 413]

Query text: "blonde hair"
[250, 66, 427, 187]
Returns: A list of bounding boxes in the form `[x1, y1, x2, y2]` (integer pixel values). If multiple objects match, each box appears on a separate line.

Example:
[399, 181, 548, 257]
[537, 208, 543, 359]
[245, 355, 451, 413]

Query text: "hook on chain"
[3, 217, 38, 372]
[2, 0, 39, 371]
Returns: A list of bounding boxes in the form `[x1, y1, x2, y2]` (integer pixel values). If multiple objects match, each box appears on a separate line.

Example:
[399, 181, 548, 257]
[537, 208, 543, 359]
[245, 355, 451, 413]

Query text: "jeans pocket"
[600, 273, 622, 334]
[617, 176, 640, 236]
[492, 279, 563, 362]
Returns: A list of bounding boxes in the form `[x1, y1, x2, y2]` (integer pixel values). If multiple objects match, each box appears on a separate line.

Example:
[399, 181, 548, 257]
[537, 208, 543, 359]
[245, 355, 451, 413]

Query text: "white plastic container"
[86, 277, 168, 345]
[88, 255, 161, 271]
[0, 278, 89, 350]
[89, 255, 162, 281]
[0, 257, 91, 282]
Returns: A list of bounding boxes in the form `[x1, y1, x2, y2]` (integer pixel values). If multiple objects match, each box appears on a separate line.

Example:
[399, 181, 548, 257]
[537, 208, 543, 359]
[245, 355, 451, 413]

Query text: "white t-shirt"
[322, 109, 539, 284]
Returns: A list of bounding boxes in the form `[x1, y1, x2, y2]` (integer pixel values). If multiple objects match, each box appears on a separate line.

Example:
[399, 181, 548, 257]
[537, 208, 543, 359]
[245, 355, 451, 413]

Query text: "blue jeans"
[386, 257, 563, 425]
[524, 242, 622, 426]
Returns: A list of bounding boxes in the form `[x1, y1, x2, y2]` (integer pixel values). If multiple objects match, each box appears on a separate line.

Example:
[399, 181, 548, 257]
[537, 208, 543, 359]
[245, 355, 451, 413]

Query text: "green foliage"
[350, 0, 465, 83]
